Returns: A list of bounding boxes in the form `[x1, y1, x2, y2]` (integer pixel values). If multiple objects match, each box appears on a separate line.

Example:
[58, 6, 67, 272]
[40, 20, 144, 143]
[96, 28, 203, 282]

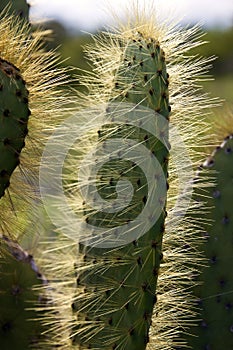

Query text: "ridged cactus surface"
[72, 31, 170, 349]
[0, 235, 47, 349]
[0, 58, 30, 199]
[178, 135, 233, 349]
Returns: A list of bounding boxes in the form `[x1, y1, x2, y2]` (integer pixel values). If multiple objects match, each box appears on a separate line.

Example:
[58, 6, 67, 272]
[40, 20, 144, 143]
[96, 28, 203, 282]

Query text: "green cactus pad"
[0, 58, 30, 199]
[178, 135, 233, 349]
[72, 33, 170, 349]
[0, 0, 30, 20]
[0, 235, 48, 349]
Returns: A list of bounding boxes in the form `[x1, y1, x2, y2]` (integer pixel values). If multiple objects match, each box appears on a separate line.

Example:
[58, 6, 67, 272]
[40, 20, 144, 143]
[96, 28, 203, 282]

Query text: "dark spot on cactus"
[204, 345, 211, 350]
[151, 52, 155, 58]
[11, 285, 21, 296]
[219, 279, 226, 288]
[225, 147, 232, 154]
[149, 88, 154, 96]
[83, 254, 87, 262]
[153, 267, 159, 276]
[225, 303, 232, 310]
[15, 89, 22, 97]
[127, 61, 132, 68]
[162, 92, 167, 99]
[206, 158, 214, 167]
[144, 74, 148, 82]
[124, 302, 129, 310]
[143, 311, 150, 321]
[166, 181, 169, 190]
[201, 320, 208, 328]
[108, 317, 113, 325]
[142, 195, 147, 204]
[141, 282, 149, 292]
[2, 321, 13, 333]
[139, 45, 143, 50]
[3, 109, 10, 117]
[159, 252, 164, 261]
[132, 55, 136, 61]
[137, 179, 141, 187]
[71, 302, 76, 310]
[168, 105, 171, 112]
[124, 91, 129, 98]
[147, 43, 151, 49]
[157, 69, 162, 76]
[85, 217, 89, 224]
[132, 240, 138, 247]
[0, 169, 9, 178]
[23, 97, 29, 104]
[210, 255, 217, 264]
[3, 137, 10, 146]
[151, 240, 157, 249]
[137, 256, 143, 266]
[213, 189, 221, 198]
[155, 107, 161, 113]
[76, 277, 81, 286]
[222, 215, 229, 225]
[139, 60, 143, 67]
[112, 344, 117, 349]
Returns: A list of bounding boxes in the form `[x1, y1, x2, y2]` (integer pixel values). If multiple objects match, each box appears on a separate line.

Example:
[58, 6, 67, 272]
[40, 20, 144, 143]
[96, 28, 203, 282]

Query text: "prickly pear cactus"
[0, 235, 47, 349]
[0, 0, 30, 20]
[71, 30, 170, 350]
[0, 58, 30, 199]
[178, 135, 233, 349]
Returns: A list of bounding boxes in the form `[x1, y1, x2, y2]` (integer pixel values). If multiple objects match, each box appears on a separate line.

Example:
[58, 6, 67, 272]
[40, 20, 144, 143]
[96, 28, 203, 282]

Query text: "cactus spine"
[176, 135, 233, 349]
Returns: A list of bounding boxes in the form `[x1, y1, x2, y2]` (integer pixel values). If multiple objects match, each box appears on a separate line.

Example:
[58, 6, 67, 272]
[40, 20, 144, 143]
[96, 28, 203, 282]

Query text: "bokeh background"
[29, 0, 233, 107]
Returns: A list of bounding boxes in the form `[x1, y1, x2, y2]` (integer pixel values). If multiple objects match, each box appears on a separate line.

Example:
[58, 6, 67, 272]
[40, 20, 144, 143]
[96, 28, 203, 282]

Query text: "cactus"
[0, 9, 70, 236]
[0, 234, 48, 349]
[0, 58, 30, 199]
[0, 0, 30, 20]
[176, 134, 233, 349]
[47, 4, 216, 350]
[71, 31, 170, 350]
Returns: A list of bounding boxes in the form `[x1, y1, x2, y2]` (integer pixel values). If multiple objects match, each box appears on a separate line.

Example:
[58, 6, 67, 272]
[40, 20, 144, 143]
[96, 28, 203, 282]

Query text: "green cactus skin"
[0, 0, 30, 21]
[72, 33, 170, 349]
[176, 135, 233, 350]
[0, 234, 48, 350]
[0, 58, 31, 199]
